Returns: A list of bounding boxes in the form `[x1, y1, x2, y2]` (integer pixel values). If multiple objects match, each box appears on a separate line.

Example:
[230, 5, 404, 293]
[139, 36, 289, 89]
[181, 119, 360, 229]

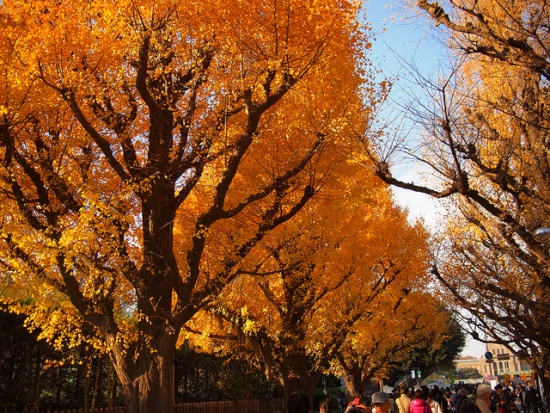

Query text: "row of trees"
[183, 151, 456, 398]
[1, 302, 464, 412]
[366, 0, 550, 406]
[0, 1, 460, 412]
[4, 0, 548, 411]
[0, 307, 280, 412]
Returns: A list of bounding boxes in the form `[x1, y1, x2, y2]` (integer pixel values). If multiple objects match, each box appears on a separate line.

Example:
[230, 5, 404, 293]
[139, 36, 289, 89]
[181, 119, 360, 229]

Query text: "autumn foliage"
[0, 0, 461, 410]
[365, 0, 550, 404]
[0, 0, 393, 411]
[184, 159, 451, 399]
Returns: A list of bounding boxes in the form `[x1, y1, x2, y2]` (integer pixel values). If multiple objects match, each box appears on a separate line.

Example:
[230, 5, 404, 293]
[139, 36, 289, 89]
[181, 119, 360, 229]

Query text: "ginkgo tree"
[363, 0, 550, 402]
[0, 0, 381, 412]
[183, 159, 440, 401]
[334, 290, 451, 397]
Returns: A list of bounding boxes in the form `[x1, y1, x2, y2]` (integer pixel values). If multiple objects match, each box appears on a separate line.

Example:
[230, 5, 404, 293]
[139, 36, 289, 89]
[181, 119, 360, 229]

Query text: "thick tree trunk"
[109, 334, 177, 413]
[137, 348, 175, 413]
[114, 183, 179, 413]
[111, 358, 139, 413]
[276, 349, 320, 407]
[341, 366, 371, 401]
[343, 370, 365, 398]
[341, 369, 361, 400]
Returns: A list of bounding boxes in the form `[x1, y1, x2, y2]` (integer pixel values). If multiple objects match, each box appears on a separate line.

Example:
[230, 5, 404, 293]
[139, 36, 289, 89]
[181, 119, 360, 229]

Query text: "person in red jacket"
[410, 389, 433, 413]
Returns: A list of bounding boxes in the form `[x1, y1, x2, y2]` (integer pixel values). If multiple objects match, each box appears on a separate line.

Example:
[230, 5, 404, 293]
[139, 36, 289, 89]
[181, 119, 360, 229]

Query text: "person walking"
[434, 388, 450, 413]
[524, 383, 541, 413]
[346, 393, 372, 413]
[445, 390, 454, 413]
[410, 389, 433, 413]
[476, 384, 493, 413]
[456, 387, 470, 410]
[394, 389, 404, 413]
[494, 384, 510, 413]
[428, 391, 443, 413]
[504, 388, 517, 413]
[397, 387, 412, 413]
[371, 392, 392, 413]
[451, 389, 460, 412]
[516, 386, 525, 412]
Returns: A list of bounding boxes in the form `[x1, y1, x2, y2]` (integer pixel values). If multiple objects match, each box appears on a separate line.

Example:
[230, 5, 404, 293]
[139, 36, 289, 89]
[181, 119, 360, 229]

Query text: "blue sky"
[366, 1, 447, 77]
[361, 1, 487, 359]
[363, 0, 450, 227]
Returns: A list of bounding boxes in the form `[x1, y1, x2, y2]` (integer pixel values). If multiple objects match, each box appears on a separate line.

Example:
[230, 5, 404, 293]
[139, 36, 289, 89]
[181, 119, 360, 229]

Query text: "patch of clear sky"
[364, 1, 486, 359]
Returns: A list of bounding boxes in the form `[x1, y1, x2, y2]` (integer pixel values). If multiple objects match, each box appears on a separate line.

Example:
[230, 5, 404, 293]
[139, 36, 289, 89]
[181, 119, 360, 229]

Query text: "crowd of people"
[284, 381, 544, 413]
[389, 382, 543, 413]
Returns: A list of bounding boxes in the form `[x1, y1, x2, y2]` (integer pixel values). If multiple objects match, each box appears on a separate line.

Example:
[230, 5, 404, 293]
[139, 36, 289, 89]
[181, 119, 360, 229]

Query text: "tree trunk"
[341, 369, 361, 400]
[538, 371, 549, 408]
[83, 359, 91, 412]
[137, 349, 175, 413]
[341, 364, 373, 401]
[106, 188, 179, 413]
[277, 349, 317, 404]
[108, 325, 178, 413]
[33, 351, 43, 413]
[92, 357, 102, 409]
[113, 366, 139, 413]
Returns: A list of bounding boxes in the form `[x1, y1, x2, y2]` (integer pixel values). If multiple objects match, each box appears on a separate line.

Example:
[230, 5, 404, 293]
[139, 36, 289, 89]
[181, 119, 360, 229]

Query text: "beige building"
[455, 344, 533, 383]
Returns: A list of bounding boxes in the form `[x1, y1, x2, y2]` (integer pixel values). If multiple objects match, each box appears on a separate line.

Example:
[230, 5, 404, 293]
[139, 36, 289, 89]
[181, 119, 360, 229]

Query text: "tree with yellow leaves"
[335, 291, 451, 397]
[0, 0, 381, 411]
[184, 160, 438, 400]
[364, 0, 550, 403]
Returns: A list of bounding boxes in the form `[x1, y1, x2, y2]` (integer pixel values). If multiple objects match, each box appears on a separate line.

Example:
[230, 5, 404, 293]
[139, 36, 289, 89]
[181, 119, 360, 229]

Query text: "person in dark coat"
[524, 383, 541, 413]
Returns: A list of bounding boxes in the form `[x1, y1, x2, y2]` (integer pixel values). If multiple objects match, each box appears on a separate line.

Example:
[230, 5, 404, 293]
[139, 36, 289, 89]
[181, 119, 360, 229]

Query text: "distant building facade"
[455, 344, 533, 383]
